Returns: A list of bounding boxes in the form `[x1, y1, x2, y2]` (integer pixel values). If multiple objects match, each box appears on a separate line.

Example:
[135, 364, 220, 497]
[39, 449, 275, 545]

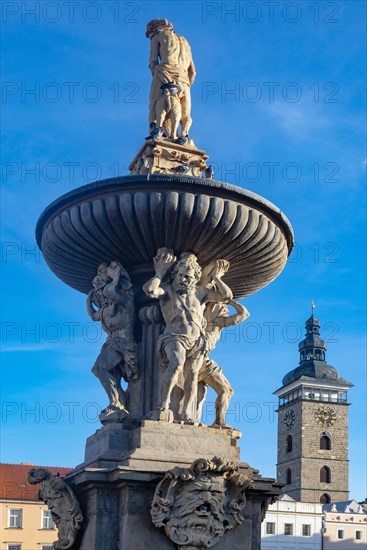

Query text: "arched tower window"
[320, 466, 331, 483]
[320, 493, 331, 504]
[286, 468, 292, 485]
[320, 434, 331, 450]
[286, 435, 293, 453]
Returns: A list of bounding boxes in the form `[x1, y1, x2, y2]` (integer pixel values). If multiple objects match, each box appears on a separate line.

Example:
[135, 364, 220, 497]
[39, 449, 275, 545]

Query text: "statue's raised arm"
[143, 247, 177, 298]
[199, 259, 233, 304]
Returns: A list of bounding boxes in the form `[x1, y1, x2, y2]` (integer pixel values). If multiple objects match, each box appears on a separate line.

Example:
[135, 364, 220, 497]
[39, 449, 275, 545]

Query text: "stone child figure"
[196, 300, 250, 428]
[143, 248, 232, 423]
[86, 261, 138, 423]
[154, 82, 182, 140]
[146, 18, 196, 138]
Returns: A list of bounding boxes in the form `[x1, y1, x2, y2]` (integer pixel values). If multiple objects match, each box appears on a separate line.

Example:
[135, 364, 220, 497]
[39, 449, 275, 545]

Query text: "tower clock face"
[315, 405, 336, 427]
[284, 409, 296, 429]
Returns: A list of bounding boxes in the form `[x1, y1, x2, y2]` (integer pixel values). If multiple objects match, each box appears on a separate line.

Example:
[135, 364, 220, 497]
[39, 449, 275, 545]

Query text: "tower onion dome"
[282, 310, 342, 386]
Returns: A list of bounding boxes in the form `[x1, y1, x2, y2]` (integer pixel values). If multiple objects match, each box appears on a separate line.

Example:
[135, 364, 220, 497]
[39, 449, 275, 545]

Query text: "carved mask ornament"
[151, 457, 252, 549]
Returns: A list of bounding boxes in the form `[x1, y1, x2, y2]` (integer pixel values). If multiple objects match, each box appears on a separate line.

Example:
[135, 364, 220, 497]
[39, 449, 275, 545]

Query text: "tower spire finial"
[311, 299, 315, 314]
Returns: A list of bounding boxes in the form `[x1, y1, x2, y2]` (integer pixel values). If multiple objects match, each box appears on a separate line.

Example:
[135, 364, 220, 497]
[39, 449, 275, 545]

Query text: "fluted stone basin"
[36, 175, 293, 298]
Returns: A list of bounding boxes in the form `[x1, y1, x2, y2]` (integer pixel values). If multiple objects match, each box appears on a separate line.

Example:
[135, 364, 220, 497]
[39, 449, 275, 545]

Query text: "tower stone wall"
[277, 399, 349, 502]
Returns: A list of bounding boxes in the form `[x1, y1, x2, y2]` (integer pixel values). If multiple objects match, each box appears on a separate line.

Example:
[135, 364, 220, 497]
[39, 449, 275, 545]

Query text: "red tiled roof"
[0, 463, 73, 500]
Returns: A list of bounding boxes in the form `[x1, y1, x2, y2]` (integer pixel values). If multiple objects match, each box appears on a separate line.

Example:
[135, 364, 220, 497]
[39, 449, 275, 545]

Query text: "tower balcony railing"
[279, 395, 348, 408]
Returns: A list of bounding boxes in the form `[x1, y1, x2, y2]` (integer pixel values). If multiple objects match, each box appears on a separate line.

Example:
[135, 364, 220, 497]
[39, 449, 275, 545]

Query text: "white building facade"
[261, 494, 323, 550]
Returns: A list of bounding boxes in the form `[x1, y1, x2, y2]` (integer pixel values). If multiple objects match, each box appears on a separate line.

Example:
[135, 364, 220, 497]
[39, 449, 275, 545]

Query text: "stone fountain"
[35, 18, 293, 550]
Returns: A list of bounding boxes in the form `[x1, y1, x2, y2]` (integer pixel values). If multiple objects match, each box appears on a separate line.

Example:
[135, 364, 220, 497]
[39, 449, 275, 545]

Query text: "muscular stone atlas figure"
[143, 248, 232, 423]
[196, 300, 250, 428]
[87, 261, 138, 422]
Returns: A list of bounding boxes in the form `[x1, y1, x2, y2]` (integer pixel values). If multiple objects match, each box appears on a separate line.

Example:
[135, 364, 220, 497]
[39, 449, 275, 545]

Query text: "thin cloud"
[266, 100, 333, 140]
[1, 344, 53, 353]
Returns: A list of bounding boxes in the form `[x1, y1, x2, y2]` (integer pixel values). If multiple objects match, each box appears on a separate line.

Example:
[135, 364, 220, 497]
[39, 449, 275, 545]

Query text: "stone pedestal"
[129, 138, 208, 177]
[68, 467, 280, 550]
[67, 421, 281, 550]
[82, 420, 241, 470]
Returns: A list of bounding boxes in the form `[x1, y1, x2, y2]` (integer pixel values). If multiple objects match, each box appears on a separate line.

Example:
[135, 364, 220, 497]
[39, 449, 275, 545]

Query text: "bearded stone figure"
[151, 457, 252, 549]
[143, 249, 232, 423]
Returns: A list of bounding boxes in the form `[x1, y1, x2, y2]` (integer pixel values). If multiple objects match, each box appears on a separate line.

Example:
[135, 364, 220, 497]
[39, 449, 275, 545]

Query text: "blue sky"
[1, 1, 366, 500]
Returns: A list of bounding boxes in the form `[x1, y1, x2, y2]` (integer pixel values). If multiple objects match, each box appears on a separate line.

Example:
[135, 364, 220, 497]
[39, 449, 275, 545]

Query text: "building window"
[286, 468, 292, 484]
[320, 434, 331, 450]
[302, 524, 311, 536]
[320, 493, 331, 504]
[356, 531, 362, 540]
[41, 546, 54, 550]
[286, 434, 293, 453]
[337, 530, 344, 539]
[8, 509, 23, 528]
[266, 522, 275, 534]
[7, 545, 22, 550]
[284, 523, 293, 536]
[42, 510, 54, 529]
[320, 465, 331, 483]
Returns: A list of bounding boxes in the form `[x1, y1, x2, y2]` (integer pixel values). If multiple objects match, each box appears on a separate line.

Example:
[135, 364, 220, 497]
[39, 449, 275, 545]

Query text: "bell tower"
[274, 306, 353, 503]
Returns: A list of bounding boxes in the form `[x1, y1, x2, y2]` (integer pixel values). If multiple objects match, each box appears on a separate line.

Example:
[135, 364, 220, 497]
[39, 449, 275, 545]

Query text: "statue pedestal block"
[128, 138, 208, 177]
[82, 420, 241, 470]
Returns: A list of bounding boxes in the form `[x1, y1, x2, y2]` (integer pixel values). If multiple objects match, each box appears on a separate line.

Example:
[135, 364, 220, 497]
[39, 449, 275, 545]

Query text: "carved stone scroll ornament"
[151, 457, 253, 549]
[28, 468, 83, 550]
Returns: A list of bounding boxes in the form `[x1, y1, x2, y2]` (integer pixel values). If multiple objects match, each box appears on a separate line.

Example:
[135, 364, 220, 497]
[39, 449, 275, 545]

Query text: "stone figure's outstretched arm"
[204, 260, 233, 303]
[221, 300, 250, 328]
[143, 248, 177, 299]
[86, 291, 101, 321]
